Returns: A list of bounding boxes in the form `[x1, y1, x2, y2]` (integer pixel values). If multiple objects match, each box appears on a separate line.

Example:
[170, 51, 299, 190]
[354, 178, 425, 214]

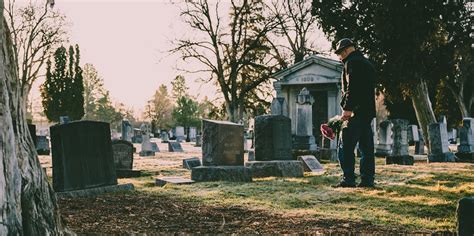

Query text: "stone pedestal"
[191, 166, 252, 182]
[245, 161, 303, 178]
[428, 123, 455, 162]
[375, 120, 393, 157]
[386, 119, 414, 165]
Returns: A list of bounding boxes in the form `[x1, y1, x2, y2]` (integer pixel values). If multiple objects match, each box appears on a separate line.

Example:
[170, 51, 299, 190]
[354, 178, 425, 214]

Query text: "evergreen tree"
[41, 44, 84, 122]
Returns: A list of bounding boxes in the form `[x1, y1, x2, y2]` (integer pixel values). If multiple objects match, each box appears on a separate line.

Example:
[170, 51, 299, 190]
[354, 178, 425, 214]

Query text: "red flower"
[320, 124, 335, 140]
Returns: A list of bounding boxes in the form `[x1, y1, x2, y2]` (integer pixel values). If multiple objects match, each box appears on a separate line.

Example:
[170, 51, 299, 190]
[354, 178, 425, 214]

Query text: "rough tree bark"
[1, 2, 69, 234]
[410, 79, 436, 152]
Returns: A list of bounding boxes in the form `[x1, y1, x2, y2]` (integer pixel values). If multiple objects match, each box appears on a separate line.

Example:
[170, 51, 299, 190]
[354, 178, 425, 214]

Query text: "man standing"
[334, 38, 376, 188]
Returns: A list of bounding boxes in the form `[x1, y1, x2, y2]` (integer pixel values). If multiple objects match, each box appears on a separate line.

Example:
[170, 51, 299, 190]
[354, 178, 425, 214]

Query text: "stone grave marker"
[293, 88, 317, 151]
[297, 155, 324, 173]
[155, 177, 195, 187]
[112, 140, 141, 178]
[415, 129, 426, 155]
[50, 121, 118, 192]
[428, 122, 455, 162]
[457, 197, 474, 236]
[139, 132, 155, 157]
[456, 118, 474, 162]
[168, 141, 184, 152]
[375, 120, 393, 156]
[161, 131, 169, 143]
[271, 97, 288, 117]
[195, 135, 202, 147]
[189, 127, 197, 142]
[36, 135, 50, 155]
[175, 126, 185, 142]
[121, 119, 133, 142]
[407, 125, 419, 145]
[183, 157, 201, 170]
[248, 149, 255, 161]
[151, 142, 160, 152]
[191, 119, 252, 182]
[386, 119, 414, 165]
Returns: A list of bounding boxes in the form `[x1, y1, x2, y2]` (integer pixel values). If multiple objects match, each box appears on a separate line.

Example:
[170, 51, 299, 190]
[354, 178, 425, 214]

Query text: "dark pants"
[338, 116, 375, 184]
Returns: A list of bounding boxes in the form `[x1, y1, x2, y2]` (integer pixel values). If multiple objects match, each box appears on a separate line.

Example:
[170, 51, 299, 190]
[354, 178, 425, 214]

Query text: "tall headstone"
[415, 129, 426, 155]
[456, 118, 474, 162]
[175, 126, 185, 142]
[189, 127, 197, 142]
[375, 120, 393, 156]
[121, 119, 133, 142]
[428, 122, 455, 162]
[50, 121, 117, 192]
[293, 88, 317, 151]
[386, 119, 414, 165]
[192, 119, 252, 182]
[271, 97, 288, 117]
[139, 130, 155, 157]
[407, 125, 420, 145]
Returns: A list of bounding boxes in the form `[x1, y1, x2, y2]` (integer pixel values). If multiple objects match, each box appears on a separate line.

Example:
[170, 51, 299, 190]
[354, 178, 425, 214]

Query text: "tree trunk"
[411, 79, 436, 153]
[1, 3, 70, 234]
[226, 101, 244, 123]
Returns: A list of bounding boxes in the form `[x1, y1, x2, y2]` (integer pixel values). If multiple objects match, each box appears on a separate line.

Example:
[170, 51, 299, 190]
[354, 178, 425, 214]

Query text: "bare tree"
[172, 0, 279, 122]
[5, 0, 68, 106]
[0, 0, 70, 233]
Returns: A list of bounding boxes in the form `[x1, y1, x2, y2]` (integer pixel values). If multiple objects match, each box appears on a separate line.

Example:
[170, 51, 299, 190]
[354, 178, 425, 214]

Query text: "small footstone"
[457, 197, 474, 236]
[168, 142, 184, 152]
[116, 169, 142, 178]
[245, 161, 304, 178]
[56, 183, 134, 198]
[386, 155, 414, 165]
[183, 157, 201, 170]
[191, 166, 252, 182]
[297, 155, 324, 173]
[155, 177, 195, 187]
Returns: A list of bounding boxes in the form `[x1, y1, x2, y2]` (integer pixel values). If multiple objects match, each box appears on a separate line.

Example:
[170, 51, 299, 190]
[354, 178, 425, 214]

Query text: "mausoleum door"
[311, 90, 328, 147]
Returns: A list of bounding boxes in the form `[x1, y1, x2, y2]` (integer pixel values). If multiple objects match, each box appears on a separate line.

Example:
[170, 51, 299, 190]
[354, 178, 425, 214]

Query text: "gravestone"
[195, 135, 202, 147]
[293, 88, 317, 151]
[28, 124, 37, 148]
[36, 135, 50, 155]
[428, 122, 455, 162]
[139, 132, 155, 157]
[175, 126, 185, 142]
[375, 120, 393, 156]
[271, 97, 288, 117]
[183, 157, 201, 170]
[456, 118, 474, 162]
[192, 119, 251, 182]
[415, 129, 426, 155]
[386, 119, 414, 165]
[168, 141, 184, 152]
[254, 115, 292, 161]
[407, 125, 420, 145]
[151, 142, 160, 152]
[189, 127, 197, 142]
[156, 177, 195, 187]
[50, 121, 117, 192]
[59, 116, 70, 124]
[121, 119, 133, 142]
[248, 150, 255, 161]
[457, 197, 474, 236]
[112, 140, 141, 178]
[448, 128, 457, 144]
[297, 155, 324, 173]
[161, 131, 169, 143]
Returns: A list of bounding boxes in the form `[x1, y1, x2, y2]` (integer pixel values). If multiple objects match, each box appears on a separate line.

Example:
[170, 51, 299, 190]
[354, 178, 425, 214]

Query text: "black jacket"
[340, 50, 376, 119]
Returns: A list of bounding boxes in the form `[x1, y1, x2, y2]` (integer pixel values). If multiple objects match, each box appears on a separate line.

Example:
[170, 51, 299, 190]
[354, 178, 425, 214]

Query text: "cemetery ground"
[39, 141, 473, 234]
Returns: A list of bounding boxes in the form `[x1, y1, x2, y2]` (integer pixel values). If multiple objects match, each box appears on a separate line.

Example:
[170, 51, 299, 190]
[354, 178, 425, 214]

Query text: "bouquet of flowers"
[320, 115, 344, 140]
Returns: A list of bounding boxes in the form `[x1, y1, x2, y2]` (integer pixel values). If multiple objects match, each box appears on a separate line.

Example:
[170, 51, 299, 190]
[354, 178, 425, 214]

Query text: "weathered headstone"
[183, 157, 201, 170]
[192, 119, 251, 182]
[175, 126, 185, 142]
[111, 140, 141, 178]
[375, 120, 393, 156]
[297, 155, 324, 173]
[139, 132, 155, 157]
[189, 127, 197, 142]
[293, 88, 317, 151]
[407, 125, 420, 145]
[271, 97, 288, 116]
[457, 197, 474, 236]
[386, 119, 414, 165]
[155, 177, 195, 187]
[121, 119, 133, 142]
[36, 135, 50, 155]
[151, 142, 160, 152]
[456, 118, 474, 162]
[168, 141, 184, 152]
[254, 115, 292, 161]
[246, 161, 304, 178]
[448, 128, 457, 144]
[50, 121, 117, 192]
[161, 131, 169, 143]
[428, 122, 455, 162]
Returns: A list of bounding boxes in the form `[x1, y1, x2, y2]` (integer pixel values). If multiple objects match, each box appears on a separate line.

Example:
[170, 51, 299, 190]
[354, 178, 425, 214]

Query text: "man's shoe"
[332, 181, 356, 188]
[357, 182, 375, 188]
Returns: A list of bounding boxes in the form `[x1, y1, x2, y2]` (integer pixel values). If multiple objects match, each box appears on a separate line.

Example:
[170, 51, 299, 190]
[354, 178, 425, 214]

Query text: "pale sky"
[28, 0, 332, 116]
